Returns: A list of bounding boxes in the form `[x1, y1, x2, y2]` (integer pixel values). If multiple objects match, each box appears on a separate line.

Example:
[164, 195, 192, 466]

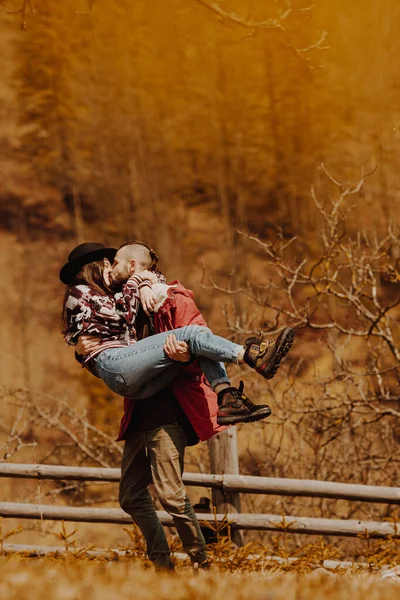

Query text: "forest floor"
[0, 556, 399, 600]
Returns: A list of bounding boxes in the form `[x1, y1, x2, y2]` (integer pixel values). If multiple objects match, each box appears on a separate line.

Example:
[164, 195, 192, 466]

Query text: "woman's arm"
[64, 286, 123, 345]
[63, 287, 99, 345]
[115, 273, 155, 325]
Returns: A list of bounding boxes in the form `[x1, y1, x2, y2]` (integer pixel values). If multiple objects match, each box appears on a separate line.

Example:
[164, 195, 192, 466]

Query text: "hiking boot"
[154, 559, 175, 572]
[217, 381, 271, 426]
[193, 560, 211, 573]
[244, 327, 295, 380]
[152, 552, 175, 573]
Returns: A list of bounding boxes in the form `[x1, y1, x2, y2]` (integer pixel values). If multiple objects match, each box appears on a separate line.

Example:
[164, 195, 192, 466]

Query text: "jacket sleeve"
[115, 274, 152, 326]
[63, 287, 101, 345]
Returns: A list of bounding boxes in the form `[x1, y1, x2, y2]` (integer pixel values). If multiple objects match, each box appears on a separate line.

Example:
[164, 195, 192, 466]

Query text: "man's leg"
[145, 423, 208, 566]
[119, 427, 173, 569]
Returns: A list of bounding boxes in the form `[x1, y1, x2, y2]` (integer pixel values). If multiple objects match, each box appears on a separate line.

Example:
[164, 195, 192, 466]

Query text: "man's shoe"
[244, 327, 295, 380]
[154, 559, 175, 572]
[217, 381, 271, 425]
[193, 560, 211, 572]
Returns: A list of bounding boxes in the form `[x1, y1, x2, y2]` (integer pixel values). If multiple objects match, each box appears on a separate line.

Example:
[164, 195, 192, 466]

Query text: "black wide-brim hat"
[59, 242, 117, 285]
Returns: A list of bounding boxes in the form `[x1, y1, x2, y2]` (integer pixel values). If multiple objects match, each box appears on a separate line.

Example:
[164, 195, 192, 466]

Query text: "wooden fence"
[1, 463, 399, 539]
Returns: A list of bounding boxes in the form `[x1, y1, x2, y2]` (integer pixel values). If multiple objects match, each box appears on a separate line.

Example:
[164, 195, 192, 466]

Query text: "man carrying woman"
[60, 241, 295, 569]
[60, 241, 295, 425]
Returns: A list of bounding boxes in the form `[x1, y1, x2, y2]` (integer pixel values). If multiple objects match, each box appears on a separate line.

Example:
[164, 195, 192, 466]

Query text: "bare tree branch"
[193, 0, 328, 62]
[0, 386, 122, 467]
[5, 0, 33, 30]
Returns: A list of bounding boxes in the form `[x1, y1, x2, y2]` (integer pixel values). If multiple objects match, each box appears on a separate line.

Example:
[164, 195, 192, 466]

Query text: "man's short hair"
[118, 240, 159, 269]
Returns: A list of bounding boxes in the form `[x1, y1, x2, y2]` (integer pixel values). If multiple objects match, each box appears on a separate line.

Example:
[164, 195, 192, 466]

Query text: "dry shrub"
[1, 518, 399, 576]
[202, 168, 400, 529]
[0, 386, 122, 468]
[0, 386, 122, 511]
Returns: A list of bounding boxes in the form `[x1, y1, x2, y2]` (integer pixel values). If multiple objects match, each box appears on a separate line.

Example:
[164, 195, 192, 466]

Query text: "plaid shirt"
[63, 274, 154, 362]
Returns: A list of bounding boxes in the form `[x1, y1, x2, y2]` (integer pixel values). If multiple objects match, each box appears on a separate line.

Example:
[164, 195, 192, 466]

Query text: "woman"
[60, 243, 295, 425]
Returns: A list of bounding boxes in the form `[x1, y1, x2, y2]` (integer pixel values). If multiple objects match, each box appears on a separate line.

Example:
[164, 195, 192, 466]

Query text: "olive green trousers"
[119, 423, 207, 567]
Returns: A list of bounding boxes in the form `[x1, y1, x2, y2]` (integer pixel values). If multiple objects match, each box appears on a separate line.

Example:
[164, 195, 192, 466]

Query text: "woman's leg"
[197, 359, 230, 389]
[173, 326, 243, 364]
[93, 325, 279, 425]
[94, 325, 240, 399]
[94, 341, 182, 399]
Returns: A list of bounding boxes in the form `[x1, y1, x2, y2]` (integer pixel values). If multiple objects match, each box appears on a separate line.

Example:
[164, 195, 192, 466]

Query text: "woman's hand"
[76, 335, 102, 356]
[139, 286, 157, 316]
[163, 334, 191, 363]
[139, 270, 158, 284]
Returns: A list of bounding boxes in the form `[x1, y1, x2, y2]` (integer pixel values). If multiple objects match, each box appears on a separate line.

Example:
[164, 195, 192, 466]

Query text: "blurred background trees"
[5, 1, 399, 248]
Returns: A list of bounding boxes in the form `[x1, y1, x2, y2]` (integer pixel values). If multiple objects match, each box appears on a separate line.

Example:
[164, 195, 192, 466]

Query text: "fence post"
[208, 427, 244, 546]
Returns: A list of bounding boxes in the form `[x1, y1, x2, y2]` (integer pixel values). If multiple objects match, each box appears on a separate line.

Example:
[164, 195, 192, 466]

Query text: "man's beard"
[109, 269, 130, 291]
[109, 277, 123, 292]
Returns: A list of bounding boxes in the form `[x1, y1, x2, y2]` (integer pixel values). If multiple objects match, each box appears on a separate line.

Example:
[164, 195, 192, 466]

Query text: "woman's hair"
[62, 259, 111, 327]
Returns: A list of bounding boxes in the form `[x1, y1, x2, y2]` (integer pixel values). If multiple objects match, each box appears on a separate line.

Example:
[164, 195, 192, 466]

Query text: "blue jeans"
[93, 324, 242, 399]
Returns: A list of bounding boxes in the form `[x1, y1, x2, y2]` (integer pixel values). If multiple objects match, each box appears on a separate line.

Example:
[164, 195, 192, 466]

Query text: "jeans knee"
[186, 324, 211, 339]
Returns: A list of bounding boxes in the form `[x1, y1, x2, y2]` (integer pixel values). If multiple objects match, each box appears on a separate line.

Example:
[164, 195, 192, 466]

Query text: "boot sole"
[256, 327, 295, 380]
[217, 406, 272, 426]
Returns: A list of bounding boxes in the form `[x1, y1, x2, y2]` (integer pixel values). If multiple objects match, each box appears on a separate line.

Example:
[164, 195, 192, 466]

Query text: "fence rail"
[0, 501, 398, 538]
[1, 463, 399, 539]
[0, 543, 369, 570]
[1, 463, 400, 504]
[0, 544, 368, 570]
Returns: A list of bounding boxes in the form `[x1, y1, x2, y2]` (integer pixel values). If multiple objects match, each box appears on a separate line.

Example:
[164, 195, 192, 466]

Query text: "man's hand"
[140, 287, 157, 316]
[163, 334, 191, 363]
[76, 335, 102, 356]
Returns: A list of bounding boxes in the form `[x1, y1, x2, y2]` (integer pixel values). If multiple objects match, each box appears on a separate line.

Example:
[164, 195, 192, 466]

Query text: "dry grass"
[0, 555, 399, 600]
[2, 519, 400, 575]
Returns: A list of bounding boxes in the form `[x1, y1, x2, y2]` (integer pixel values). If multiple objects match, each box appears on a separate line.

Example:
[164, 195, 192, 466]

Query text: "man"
[78, 310, 211, 570]
[76, 240, 223, 570]
[118, 372, 209, 570]
[77, 240, 293, 569]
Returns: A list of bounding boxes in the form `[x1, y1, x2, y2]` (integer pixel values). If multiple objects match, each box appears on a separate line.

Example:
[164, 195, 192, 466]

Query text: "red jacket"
[117, 282, 228, 441]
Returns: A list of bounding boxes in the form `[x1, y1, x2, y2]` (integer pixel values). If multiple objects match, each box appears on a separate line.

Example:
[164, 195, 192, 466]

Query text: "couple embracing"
[59, 240, 295, 569]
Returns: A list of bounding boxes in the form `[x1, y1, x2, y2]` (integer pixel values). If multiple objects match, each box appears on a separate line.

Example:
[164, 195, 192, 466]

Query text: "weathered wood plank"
[0, 463, 122, 482]
[220, 475, 400, 504]
[0, 501, 398, 538]
[208, 429, 244, 546]
[0, 463, 399, 505]
[0, 544, 369, 569]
